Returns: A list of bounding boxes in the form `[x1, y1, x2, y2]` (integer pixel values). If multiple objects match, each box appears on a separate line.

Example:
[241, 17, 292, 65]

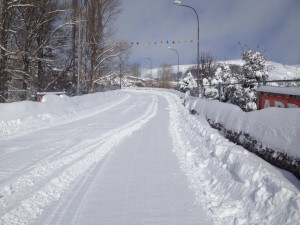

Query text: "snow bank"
[0, 91, 129, 139]
[184, 97, 300, 159]
[160, 90, 300, 225]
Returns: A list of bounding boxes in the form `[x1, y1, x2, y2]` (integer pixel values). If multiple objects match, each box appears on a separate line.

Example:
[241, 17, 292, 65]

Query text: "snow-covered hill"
[266, 61, 300, 80]
[225, 60, 300, 80]
[142, 60, 300, 81]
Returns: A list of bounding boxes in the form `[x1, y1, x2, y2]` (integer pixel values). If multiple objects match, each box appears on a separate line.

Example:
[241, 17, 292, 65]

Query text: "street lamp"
[145, 56, 153, 79]
[173, 0, 182, 5]
[173, 0, 200, 96]
[167, 47, 180, 78]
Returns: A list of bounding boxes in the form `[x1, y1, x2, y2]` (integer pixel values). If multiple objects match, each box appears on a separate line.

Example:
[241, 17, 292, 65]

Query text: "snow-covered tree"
[202, 62, 232, 101]
[230, 49, 269, 111]
[215, 62, 243, 102]
[217, 63, 232, 84]
[242, 50, 268, 81]
[202, 77, 218, 100]
[198, 52, 268, 111]
[179, 72, 197, 94]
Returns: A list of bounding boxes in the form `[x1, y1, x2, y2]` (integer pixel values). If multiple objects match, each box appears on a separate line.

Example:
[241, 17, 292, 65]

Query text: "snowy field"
[0, 89, 299, 225]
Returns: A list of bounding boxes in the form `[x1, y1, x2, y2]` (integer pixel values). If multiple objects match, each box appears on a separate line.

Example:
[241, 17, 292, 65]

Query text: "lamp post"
[167, 46, 180, 78]
[145, 56, 152, 79]
[173, 0, 200, 96]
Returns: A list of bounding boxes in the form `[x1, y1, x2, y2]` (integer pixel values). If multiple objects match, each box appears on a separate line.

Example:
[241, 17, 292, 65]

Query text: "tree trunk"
[72, 0, 78, 85]
[0, 0, 9, 102]
[37, 48, 44, 91]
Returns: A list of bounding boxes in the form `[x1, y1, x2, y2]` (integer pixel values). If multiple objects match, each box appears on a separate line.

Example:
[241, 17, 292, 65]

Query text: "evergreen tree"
[231, 49, 268, 111]
[242, 50, 268, 81]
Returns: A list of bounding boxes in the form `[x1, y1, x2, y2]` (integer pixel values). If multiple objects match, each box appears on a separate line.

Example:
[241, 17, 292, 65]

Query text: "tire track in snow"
[0, 93, 150, 202]
[0, 94, 158, 225]
[0, 93, 139, 185]
[44, 100, 140, 162]
[0, 92, 131, 141]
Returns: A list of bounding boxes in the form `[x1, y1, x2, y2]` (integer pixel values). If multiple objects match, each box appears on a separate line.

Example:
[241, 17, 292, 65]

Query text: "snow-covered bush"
[200, 63, 235, 101]
[203, 62, 235, 101]
[216, 63, 232, 84]
[195, 50, 269, 111]
[203, 52, 268, 112]
[227, 84, 258, 111]
[202, 78, 218, 100]
[215, 63, 233, 101]
[227, 83, 259, 111]
[179, 72, 197, 94]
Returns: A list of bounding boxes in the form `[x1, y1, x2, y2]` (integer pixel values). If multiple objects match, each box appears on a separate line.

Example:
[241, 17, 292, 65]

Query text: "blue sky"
[115, 0, 300, 68]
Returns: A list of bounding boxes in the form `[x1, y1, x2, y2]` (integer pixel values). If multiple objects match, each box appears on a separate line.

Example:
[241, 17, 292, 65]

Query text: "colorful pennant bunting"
[81, 39, 198, 47]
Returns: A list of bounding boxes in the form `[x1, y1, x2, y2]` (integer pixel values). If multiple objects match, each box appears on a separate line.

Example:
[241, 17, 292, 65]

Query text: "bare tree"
[83, 0, 123, 92]
[91, 40, 130, 90]
[188, 52, 216, 87]
[158, 64, 173, 88]
[0, 0, 126, 101]
[71, 0, 78, 85]
[128, 63, 141, 77]
[9, 0, 71, 97]
[199, 52, 216, 85]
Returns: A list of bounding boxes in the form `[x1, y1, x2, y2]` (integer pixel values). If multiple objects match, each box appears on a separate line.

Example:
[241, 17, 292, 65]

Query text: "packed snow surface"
[0, 89, 299, 225]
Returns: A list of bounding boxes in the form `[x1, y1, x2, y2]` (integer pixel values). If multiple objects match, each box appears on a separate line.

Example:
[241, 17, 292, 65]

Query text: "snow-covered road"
[0, 89, 299, 225]
[0, 90, 211, 225]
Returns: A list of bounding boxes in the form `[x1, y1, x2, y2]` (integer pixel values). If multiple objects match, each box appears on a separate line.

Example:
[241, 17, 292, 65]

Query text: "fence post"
[263, 77, 266, 85]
